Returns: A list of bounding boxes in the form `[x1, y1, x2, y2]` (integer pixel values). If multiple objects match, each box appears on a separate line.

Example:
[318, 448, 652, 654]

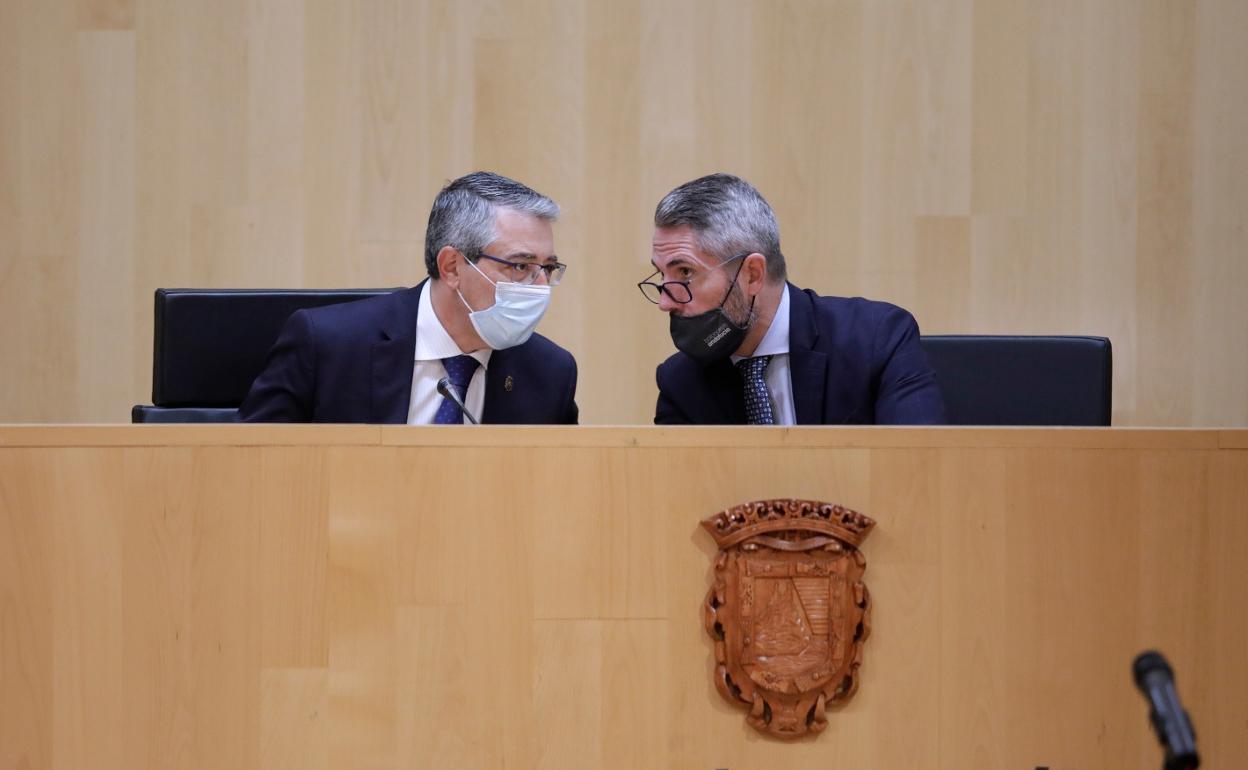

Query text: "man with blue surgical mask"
[240, 171, 578, 424]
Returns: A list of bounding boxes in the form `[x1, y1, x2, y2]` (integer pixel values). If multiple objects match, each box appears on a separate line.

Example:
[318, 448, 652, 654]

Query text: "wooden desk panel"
[1, 427, 1244, 769]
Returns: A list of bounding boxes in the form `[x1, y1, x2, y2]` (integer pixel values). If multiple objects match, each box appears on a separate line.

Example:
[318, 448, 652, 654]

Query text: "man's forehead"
[490, 210, 555, 258]
[652, 224, 699, 248]
[652, 226, 710, 265]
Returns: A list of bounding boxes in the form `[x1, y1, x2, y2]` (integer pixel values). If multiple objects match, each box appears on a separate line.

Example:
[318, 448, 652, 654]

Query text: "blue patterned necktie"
[433, 355, 480, 424]
[736, 355, 775, 425]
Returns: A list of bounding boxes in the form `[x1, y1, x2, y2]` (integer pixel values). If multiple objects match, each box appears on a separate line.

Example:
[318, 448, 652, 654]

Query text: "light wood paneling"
[77, 31, 136, 421]
[1, 1, 1246, 425]
[1, 425, 1246, 769]
[1192, 0, 1248, 426]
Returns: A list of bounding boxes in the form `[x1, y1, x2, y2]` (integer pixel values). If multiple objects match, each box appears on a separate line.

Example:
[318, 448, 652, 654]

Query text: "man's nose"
[533, 269, 550, 287]
[657, 289, 679, 313]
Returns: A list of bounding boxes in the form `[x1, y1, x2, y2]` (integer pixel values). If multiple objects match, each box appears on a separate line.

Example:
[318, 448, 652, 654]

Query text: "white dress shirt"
[731, 285, 795, 425]
[406, 282, 491, 424]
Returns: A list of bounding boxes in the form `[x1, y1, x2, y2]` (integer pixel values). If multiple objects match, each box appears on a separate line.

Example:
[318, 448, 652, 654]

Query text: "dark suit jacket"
[654, 284, 945, 425]
[239, 282, 578, 424]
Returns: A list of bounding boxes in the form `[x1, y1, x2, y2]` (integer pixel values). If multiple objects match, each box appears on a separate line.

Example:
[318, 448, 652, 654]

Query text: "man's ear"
[437, 246, 463, 290]
[744, 252, 768, 292]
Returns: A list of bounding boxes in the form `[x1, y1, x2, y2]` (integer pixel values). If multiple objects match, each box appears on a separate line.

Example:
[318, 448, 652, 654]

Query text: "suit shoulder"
[803, 289, 915, 323]
[298, 288, 409, 324]
[798, 290, 920, 340]
[515, 332, 576, 370]
[293, 287, 415, 342]
[656, 349, 698, 384]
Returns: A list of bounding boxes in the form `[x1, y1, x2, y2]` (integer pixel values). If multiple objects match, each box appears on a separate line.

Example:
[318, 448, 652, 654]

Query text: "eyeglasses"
[637, 272, 693, 304]
[477, 253, 568, 286]
[636, 252, 750, 305]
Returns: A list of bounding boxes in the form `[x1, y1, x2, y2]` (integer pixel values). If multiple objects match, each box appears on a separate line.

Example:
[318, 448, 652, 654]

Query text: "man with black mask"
[638, 173, 946, 425]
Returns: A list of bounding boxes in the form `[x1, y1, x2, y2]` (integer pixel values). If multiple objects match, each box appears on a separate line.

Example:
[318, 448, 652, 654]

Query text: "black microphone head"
[436, 377, 453, 398]
[1134, 650, 1173, 689]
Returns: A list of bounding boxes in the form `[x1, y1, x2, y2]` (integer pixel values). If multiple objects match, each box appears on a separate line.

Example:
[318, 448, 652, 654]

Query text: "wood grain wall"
[1, 0, 1246, 425]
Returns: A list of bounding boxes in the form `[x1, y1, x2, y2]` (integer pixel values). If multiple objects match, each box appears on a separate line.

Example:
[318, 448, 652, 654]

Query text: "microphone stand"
[436, 377, 480, 424]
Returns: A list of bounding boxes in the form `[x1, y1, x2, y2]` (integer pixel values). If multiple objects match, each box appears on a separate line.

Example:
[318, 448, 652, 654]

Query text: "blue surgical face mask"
[456, 258, 552, 350]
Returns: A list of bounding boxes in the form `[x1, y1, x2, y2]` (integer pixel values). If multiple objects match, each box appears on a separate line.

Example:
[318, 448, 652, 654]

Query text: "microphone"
[1133, 651, 1199, 770]
[436, 377, 479, 425]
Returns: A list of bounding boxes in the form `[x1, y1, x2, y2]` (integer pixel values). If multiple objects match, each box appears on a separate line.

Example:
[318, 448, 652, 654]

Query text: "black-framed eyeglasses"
[637, 272, 693, 304]
[636, 252, 750, 305]
[477, 253, 568, 286]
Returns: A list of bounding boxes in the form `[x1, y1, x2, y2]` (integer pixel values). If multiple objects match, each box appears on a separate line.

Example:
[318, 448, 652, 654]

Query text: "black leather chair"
[920, 335, 1112, 426]
[132, 288, 395, 423]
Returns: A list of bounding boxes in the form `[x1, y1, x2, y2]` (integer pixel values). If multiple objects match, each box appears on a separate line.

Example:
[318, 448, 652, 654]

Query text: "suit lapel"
[786, 284, 829, 425]
[370, 283, 422, 424]
[481, 349, 510, 424]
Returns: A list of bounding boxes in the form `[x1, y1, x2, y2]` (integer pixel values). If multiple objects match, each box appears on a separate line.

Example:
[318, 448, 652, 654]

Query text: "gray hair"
[424, 171, 560, 279]
[654, 173, 786, 282]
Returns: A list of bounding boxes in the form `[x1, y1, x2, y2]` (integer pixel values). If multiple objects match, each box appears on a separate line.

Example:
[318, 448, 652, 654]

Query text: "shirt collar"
[415, 281, 491, 369]
[732, 284, 791, 362]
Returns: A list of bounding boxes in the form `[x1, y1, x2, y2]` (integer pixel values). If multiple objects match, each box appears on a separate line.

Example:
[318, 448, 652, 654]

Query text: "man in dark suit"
[639, 173, 944, 425]
[240, 172, 578, 424]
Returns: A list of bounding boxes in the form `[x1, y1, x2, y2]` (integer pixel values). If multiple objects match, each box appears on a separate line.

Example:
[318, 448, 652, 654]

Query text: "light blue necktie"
[736, 355, 775, 425]
[434, 355, 479, 424]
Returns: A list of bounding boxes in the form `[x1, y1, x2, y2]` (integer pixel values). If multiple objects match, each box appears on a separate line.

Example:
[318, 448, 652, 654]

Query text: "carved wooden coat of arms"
[702, 499, 875, 738]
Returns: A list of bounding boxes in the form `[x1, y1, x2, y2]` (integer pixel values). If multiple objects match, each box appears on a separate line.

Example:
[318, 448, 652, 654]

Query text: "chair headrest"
[152, 288, 397, 406]
[920, 335, 1112, 426]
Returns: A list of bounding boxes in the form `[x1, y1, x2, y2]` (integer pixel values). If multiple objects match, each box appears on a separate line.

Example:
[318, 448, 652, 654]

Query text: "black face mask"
[669, 256, 755, 366]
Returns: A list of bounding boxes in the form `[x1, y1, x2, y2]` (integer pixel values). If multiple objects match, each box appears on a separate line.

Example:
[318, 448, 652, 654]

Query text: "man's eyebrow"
[652, 257, 695, 270]
[499, 251, 563, 265]
[509, 253, 564, 265]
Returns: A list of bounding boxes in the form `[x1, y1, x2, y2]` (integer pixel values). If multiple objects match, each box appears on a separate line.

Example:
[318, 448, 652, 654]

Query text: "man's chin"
[725, 310, 753, 329]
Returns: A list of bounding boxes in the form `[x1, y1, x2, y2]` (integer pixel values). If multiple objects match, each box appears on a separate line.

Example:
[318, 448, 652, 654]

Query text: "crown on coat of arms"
[702, 498, 875, 549]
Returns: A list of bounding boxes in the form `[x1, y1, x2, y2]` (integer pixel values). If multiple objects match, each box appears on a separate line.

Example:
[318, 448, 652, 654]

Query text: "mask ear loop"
[728, 288, 759, 331]
[716, 253, 751, 309]
[464, 253, 499, 288]
[455, 251, 501, 314]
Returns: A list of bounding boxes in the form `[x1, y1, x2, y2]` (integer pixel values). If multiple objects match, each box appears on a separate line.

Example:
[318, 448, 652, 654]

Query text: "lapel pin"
[504, 375, 514, 392]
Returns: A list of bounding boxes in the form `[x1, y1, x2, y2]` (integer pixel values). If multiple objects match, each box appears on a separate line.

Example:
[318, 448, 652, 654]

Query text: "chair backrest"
[920, 335, 1112, 426]
[132, 288, 396, 423]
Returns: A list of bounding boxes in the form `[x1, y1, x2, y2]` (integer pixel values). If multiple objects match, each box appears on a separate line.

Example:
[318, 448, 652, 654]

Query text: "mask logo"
[705, 326, 732, 347]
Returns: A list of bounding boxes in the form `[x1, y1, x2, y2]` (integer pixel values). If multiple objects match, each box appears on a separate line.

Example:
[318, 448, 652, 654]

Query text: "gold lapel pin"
[504, 375, 514, 392]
